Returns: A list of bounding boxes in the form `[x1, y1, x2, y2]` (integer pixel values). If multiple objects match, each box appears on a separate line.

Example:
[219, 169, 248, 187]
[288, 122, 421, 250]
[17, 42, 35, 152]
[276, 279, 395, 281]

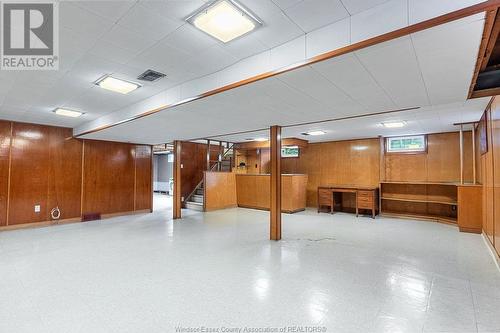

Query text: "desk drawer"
[358, 190, 374, 198]
[318, 189, 333, 204]
[357, 200, 374, 209]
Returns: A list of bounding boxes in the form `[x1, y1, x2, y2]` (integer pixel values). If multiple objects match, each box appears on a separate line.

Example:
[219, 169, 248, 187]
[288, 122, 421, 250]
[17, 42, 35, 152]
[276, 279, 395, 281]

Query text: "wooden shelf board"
[381, 211, 457, 225]
[381, 197, 457, 205]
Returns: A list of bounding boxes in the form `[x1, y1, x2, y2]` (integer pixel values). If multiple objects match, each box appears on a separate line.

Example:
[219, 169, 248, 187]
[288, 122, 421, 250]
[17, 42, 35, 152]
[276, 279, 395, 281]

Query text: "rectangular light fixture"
[53, 108, 83, 118]
[253, 137, 268, 142]
[95, 75, 141, 94]
[382, 121, 407, 128]
[186, 0, 262, 43]
[302, 130, 326, 136]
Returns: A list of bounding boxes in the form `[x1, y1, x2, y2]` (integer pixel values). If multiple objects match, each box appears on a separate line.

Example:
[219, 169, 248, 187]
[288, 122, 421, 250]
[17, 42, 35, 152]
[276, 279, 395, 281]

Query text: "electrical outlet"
[34, 205, 40, 213]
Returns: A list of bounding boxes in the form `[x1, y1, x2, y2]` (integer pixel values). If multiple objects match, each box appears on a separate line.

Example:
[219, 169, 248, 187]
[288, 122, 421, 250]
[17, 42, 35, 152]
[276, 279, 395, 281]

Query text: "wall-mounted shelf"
[380, 182, 458, 224]
[380, 197, 457, 205]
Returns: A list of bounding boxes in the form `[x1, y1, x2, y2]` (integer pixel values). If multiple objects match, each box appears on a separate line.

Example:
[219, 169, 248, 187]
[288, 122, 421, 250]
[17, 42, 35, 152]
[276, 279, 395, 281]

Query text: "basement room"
[0, 1, 500, 332]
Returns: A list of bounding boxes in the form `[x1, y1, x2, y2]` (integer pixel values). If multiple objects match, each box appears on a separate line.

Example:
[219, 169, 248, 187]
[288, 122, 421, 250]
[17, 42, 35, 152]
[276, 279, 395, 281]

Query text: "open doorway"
[153, 144, 174, 213]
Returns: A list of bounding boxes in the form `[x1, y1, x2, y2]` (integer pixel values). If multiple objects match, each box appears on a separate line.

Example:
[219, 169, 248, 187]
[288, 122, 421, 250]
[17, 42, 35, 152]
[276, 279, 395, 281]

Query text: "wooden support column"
[270, 125, 282, 241]
[173, 140, 182, 219]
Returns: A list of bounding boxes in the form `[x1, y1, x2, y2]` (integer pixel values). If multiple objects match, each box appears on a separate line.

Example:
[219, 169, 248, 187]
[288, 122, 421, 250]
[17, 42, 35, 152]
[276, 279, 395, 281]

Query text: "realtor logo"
[1, 1, 59, 70]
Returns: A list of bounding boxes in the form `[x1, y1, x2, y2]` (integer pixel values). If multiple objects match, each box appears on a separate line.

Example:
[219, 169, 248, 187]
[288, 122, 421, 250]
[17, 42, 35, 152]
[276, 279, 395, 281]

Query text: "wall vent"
[137, 69, 166, 82]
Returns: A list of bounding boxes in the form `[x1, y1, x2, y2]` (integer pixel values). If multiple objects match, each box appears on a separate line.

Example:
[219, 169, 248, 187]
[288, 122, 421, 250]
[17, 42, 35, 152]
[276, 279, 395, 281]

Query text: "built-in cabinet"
[380, 181, 458, 224]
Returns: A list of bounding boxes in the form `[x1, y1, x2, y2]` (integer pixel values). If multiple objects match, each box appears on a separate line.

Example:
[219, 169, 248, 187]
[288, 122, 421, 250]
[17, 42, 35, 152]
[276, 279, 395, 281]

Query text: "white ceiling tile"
[270, 36, 305, 69]
[162, 24, 217, 55]
[88, 40, 139, 65]
[285, 0, 349, 32]
[355, 36, 430, 108]
[409, 0, 483, 25]
[100, 25, 158, 54]
[278, 66, 362, 114]
[237, 0, 283, 22]
[351, 0, 408, 43]
[271, 0, 302, 10]
[185, 45, 239, 77]
[411, 16, 484, 105]
[341, 0, 391, 15]
[59, 2, 114, 38]
[71, 1, 136, 22]
[138, 0, 206, 21]
[306, 17, 350, 58]
[115, 4, 183, 41]
[221, 32, 269, 59]
[312, 54, 396, 111]
[253, 12, 304, 49]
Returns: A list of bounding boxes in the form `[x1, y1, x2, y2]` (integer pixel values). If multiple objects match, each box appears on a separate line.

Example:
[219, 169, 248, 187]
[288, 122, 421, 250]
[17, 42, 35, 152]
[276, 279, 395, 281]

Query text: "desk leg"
[355, 193, 359, 217]
[372, 207, 375, 219]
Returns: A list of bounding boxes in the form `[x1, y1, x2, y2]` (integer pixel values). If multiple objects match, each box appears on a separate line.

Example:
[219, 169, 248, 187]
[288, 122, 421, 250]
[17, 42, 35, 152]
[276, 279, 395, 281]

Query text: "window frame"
[281, 145, 300, 158]
[385, 134, 428, 155]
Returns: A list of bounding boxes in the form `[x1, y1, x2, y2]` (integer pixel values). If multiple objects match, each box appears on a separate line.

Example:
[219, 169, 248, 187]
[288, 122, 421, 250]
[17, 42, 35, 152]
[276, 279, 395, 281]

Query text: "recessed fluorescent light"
[254, 137, 268, 142]
[302, 130, 326, 136]
[95, 75, 140, 94]
[382, 121, 407, 128]
[187, 0, 263, 43]
[53, 108, 83, 118]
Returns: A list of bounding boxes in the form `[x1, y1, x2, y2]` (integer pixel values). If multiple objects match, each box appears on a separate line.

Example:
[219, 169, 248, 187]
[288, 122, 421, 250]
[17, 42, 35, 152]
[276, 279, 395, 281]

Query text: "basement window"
[386, 135, 427, 153]
[281, 146, 299, 158]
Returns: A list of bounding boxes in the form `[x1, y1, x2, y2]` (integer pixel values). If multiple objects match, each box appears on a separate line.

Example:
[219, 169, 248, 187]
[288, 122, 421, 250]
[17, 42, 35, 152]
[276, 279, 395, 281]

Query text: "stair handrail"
[210, 143, 234, 172]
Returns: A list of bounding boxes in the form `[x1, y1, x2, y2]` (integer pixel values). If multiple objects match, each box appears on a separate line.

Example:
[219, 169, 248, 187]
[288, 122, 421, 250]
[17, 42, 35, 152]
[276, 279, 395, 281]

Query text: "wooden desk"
[317, 185, 378, 219]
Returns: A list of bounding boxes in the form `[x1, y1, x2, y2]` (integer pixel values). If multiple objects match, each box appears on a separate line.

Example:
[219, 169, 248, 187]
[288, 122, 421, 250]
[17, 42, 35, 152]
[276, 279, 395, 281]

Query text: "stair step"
[196, 188, 204, 195]
[186, 201, 203, 211]
[191, 194, 204, 203]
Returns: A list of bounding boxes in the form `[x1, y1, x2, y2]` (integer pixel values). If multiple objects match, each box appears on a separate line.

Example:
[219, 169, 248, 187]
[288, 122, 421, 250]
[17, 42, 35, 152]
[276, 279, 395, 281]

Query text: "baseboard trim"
[0, 209, 152, 232]
[482, 232, 500, 272]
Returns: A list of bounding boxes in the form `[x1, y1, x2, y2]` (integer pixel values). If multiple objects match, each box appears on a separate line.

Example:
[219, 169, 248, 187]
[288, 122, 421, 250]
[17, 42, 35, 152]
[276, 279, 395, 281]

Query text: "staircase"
[185, 143, 234, 212]
[185, 183, 204, 211]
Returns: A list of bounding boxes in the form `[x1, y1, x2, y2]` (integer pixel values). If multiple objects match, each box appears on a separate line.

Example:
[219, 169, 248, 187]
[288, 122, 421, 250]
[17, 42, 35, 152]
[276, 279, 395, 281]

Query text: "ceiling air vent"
[137, 69, 166, 82]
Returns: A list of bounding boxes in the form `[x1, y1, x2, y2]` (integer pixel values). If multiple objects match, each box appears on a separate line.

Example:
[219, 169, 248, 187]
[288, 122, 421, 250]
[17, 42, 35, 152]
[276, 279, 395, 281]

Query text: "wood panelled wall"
[281, 133, 473, 207]
[383, 132, 473, 183]
[481, 97, 500, 258]
[282, 138, 380, 207]
[0, 121, 152, 228]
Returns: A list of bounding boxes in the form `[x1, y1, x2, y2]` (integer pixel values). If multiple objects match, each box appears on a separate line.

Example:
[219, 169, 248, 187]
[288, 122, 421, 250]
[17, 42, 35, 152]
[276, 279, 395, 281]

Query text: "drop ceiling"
[79, 12, 491, 144]
[0, 0, 405, 127]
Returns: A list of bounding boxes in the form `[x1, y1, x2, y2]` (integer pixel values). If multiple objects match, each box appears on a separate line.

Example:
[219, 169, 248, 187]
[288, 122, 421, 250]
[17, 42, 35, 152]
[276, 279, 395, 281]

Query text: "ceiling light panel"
[95, 75, 141, 94]
[53, 108, 83, 118]
[187, 0, 263, 43]
[382, 121, 407, 128]
[303, 130, 326, 136]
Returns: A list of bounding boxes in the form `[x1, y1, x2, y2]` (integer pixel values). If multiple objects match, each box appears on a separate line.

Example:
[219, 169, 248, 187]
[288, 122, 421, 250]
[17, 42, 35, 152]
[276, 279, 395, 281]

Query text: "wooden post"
[173, 140, 182, 219]
[270, 125, 282, 241]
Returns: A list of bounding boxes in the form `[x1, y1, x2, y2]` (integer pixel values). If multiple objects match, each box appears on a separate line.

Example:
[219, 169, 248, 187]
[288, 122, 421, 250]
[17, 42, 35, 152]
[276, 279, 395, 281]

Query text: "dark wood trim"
[173, 140, 182, 219]
[471, 86, 500, 98]
[270, 125, 282, 241]
[469, 8, 498, 98]
[74, 1, 500, 139]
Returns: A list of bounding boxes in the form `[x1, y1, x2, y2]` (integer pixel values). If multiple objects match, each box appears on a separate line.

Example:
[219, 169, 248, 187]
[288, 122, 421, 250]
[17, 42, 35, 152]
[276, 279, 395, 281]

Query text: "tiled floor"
[0, 194, 499, 333]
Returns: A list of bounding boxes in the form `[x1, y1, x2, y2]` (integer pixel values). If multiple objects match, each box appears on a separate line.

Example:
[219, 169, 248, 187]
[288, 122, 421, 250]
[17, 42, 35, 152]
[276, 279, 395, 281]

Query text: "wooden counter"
[236, 174, 308, 213]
